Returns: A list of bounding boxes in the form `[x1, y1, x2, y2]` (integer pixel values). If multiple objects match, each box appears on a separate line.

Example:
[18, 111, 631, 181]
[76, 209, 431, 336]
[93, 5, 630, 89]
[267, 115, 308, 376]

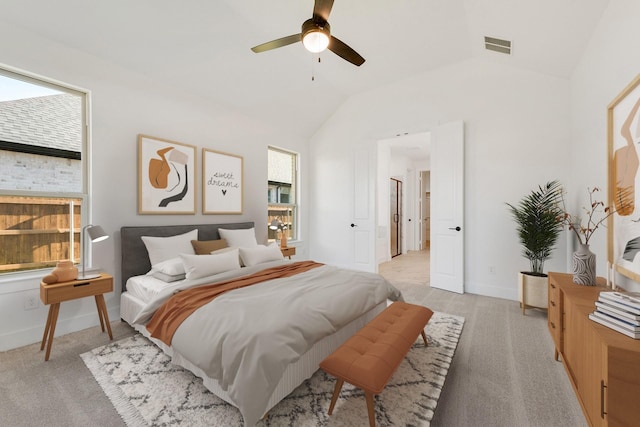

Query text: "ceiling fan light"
[303, 30, 329, 53]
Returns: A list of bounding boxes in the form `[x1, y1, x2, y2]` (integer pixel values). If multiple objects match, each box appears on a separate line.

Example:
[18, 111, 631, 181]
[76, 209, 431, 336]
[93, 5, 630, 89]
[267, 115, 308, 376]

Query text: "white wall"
[310, 58, 572, 300]
[569, 0, 640, 292]
[0, 22, 310, 350]
[5, 1, 639, 352]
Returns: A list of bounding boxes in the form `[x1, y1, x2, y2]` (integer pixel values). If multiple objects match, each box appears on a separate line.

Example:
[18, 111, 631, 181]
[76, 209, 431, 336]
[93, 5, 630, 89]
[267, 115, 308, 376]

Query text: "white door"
[351, 148, 376, 272]
[430, 121, 464, 293]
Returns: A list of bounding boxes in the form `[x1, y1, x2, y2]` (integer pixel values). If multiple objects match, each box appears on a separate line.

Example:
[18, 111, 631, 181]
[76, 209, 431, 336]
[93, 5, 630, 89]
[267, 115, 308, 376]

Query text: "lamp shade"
[302, 19, 330, 53]
[86, 225, 108, 243]
[269, 219, 280, 230]
[78, 224, 109, 280]
[303, 31, 329, 53]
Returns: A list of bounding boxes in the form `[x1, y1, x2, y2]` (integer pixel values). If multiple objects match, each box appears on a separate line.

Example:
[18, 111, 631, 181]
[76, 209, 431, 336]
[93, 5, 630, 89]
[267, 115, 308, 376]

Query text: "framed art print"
[608, 73, 640, 282]
[138, 134, 196, 214]
[203, 149, 243, 214]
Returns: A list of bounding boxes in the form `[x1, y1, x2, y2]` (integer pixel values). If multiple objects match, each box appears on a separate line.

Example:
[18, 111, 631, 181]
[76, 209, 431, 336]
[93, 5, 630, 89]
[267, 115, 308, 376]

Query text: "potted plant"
[507, 180, 564, 314]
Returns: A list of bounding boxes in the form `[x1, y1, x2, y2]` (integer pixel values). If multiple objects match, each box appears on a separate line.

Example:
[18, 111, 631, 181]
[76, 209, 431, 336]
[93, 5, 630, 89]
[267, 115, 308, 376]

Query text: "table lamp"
[78, 224, 109, 280]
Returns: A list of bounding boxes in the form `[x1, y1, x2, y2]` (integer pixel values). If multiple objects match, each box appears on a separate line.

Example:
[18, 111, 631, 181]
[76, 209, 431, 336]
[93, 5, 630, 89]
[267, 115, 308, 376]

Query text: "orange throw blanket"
[147, 260, 324, 345]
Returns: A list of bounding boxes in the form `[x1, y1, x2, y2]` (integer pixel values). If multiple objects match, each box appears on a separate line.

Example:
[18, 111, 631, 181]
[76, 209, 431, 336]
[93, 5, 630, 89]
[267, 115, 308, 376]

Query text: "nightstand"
[281, 246, 296, 259]
[40, 273, 114, 361]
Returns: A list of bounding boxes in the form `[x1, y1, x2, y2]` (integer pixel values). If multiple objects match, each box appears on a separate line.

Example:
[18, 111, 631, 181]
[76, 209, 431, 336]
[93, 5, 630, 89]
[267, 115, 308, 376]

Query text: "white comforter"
[134, 260, 400, 426]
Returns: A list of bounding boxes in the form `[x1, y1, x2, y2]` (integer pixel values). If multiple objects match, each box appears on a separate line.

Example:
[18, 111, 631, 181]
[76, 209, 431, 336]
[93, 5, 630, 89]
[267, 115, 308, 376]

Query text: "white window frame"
[268, 146, 299, 243]
[0, 64, 91, 279]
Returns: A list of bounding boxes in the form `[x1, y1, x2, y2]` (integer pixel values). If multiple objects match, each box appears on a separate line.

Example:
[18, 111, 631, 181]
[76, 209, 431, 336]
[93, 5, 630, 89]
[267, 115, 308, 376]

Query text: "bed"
[119, 222, 400, 426]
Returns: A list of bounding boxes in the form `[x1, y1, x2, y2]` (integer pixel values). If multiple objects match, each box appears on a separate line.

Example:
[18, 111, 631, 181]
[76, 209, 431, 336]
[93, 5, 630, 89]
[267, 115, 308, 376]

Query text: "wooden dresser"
[548, 272, 640, 426]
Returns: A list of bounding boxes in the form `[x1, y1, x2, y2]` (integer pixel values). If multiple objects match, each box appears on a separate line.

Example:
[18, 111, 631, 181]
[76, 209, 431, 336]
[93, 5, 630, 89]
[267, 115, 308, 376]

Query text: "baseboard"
[0, 305, 120, 352]
[465, 280, 518, 302]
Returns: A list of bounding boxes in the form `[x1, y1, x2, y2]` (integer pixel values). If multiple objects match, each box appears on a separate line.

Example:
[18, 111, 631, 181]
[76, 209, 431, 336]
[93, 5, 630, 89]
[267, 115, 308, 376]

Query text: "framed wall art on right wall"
[608, 73, 640, 283]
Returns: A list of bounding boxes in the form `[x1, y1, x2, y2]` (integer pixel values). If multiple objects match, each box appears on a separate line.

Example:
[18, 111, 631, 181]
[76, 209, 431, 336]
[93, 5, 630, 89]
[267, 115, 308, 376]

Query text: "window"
[0, 67, 88, 274]
[267, 147, 298, 243]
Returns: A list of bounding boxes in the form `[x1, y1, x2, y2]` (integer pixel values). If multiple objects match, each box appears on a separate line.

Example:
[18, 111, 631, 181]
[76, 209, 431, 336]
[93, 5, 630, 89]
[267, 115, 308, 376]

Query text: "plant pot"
[518, 272, 548, 315]
[572, 244, 596, 285]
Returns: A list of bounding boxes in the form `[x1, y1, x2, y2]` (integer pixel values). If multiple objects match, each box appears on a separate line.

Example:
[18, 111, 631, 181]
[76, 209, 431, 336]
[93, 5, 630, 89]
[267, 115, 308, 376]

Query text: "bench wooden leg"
[365, 391, 376, 427]
[421, 330, 428, 346]
[328, 378, 344, 415]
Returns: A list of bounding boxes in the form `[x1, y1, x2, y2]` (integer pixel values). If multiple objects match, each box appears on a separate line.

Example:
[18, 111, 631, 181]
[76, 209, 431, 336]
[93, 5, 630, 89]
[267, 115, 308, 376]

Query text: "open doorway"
[390, 178, 402, 257]
[423, 193, 431, 248]
[377, 133, 430, 290]
[421, 171, 430, 249]
[375, 123, 464, 294]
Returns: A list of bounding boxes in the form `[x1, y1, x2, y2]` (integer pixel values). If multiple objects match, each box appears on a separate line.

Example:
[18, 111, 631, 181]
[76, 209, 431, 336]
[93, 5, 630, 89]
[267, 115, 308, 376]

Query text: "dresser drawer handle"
[601, 380, 607, 419]
[550, 301, 556, 307]
[550, 321, 555, 329]
[550, 283, 556, 289]
[73, 282, 91, 287]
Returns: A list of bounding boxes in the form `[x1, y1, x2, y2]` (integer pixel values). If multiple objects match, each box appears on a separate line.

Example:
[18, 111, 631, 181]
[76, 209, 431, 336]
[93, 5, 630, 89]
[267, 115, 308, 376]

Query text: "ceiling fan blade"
[313, 0, 334, 22]
[328, 36, 365, 66]
[251, 34, 301, 53]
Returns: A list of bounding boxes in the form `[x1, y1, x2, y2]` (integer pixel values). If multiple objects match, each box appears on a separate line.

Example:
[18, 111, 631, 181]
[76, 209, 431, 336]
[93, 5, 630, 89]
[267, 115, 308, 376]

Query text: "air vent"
[484, 36, 512, 55]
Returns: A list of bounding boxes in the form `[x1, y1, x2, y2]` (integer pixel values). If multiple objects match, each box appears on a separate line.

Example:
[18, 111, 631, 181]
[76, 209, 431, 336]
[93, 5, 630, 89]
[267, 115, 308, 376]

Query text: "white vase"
[572, 244, 596, 285]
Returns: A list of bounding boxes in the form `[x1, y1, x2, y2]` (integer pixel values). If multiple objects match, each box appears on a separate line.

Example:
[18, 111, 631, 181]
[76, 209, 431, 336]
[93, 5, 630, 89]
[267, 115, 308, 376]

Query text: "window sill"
[267, 240, 303, 246]
[0, 268, 52, 294]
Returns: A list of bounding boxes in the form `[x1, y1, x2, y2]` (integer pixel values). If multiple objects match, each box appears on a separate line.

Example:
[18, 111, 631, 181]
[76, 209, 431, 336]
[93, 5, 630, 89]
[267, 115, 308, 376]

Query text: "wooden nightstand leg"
[40, 305, 54, 350]
[44, 303, 60, 361]
[95, 294, 113, 340]
[95, 296, 106, 332]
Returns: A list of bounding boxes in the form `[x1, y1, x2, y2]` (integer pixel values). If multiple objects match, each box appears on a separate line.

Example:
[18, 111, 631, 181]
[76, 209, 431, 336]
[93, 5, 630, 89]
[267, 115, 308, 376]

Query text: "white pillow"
[218, 228, 258, 248]
[147, 257, 186, 282]
[211, 246, 245, 267]
[180, 249, 241, 280]
[239, 244, 284, 267]
[141, 229, 198, 266]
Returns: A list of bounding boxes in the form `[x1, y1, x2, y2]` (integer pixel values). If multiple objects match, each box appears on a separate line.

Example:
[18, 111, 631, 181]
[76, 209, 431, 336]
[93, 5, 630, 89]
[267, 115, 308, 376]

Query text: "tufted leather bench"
[319, 301, 433, 427]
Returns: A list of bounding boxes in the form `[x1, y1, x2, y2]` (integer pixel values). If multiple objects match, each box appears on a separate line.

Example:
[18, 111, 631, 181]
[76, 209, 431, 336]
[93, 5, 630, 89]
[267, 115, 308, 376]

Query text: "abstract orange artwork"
[138, 134, 196, 214]
[608, 73, 640, 282]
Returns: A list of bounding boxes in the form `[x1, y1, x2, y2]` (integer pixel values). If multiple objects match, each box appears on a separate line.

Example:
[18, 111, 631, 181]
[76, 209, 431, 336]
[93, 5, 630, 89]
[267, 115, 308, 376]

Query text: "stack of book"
[589, 291, 640, 339]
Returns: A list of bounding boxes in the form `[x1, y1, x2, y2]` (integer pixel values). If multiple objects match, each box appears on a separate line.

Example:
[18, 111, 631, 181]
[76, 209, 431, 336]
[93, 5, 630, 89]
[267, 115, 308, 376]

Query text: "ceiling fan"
[250, 0, 365, 66]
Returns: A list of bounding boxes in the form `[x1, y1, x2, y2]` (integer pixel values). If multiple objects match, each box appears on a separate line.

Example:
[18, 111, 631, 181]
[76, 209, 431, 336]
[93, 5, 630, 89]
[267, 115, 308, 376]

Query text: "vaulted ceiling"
[0, 0, 610, 139]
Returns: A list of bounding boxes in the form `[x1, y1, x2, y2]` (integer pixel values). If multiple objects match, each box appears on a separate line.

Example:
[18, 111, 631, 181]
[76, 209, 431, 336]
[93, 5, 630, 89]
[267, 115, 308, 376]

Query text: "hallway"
[379, 248, 429, 294]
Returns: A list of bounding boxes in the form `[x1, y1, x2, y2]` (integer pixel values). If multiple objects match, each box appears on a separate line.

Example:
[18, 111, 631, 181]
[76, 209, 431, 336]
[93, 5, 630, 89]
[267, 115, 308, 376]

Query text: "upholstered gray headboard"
[120, 222, 254, 291]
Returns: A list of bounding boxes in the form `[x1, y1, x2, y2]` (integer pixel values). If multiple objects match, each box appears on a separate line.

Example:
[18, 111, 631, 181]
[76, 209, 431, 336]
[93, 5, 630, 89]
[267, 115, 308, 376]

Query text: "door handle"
[449, 226, 461, 231]
[350, 223, 358, 228]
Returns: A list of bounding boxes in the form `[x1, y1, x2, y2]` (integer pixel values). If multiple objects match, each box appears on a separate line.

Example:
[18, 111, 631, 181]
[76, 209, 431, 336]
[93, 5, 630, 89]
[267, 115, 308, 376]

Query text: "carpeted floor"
[81, 312, 463, 426]
[0, 252, 587, 426]
[379, 251, 586, 427]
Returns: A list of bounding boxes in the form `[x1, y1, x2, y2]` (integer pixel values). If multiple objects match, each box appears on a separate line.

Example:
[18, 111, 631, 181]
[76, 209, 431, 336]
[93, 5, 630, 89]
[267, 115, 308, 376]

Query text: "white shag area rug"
[81, 311, 464, 426]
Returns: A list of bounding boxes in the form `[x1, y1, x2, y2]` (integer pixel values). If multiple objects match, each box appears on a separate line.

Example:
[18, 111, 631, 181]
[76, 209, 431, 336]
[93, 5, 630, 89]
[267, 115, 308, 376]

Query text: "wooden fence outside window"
[0, 196, 82, 273]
